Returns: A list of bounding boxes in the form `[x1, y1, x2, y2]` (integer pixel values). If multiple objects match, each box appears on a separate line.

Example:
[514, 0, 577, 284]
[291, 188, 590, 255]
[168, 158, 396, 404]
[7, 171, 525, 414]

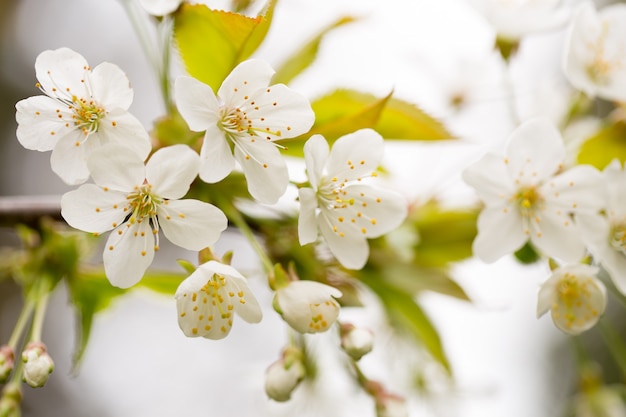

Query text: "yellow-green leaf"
[173, 1, 275, 91]
[273, 16, 357, 85]
[377, 97, 453, 141]
[578, 121, 626, 169]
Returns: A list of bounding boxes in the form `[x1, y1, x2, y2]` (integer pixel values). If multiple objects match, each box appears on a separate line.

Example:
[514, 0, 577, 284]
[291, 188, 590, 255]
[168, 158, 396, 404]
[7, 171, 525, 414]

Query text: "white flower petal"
[147, 145, 199, 199]
[341, 184, 407, 238]
[90, 62, 133, 111]
[103, 221, 155, 288]
[543, 164, 605, 214]
[87, 144, 145, 191]
[276, 281, 341, 333]
[326, 129, 384, 182]
[198, 126, 236, 183]
[298, 188, 319, 245]
[158, 199, 227, 251]
[223, 276, 263, 324]
[244, 83, 314, 140]
[472, 206, 526, 263]
[217, 59, 274, 107]
[234, 140, 288, 204]
[530, 209, 586, 262]
[536, 277, 557, 318]
[462, 152, 515, 204]
[303, 135, 329, 190]
[139, 0, 182, 16]
[61, 184, 128, 233]
[505, 118, 565, 184]
[174, 76, 220, 131]
[35, 48, 90, 100]
[49, 133, 95, 185]
[319, 212, 370, 269]
[15, 96, 76, 151]
[95, 110, 152, 162]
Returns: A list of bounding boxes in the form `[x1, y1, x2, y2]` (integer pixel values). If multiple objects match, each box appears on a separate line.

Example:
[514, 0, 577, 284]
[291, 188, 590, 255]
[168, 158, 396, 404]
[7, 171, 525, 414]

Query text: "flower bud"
[0, 382, 22, 417]
[21, 342, 54, 388]
[0, 346, 15, 383]
[376, 393, 409, 417]
[264, 347, 305, 402]
[340, 324, 374, 360]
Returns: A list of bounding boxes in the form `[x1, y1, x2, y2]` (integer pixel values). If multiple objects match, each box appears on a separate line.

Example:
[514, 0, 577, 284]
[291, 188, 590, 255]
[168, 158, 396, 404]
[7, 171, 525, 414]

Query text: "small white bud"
[21, 342, 54, 388]
[264, 348, 305, 402]
[340, 324, 374, 360]
[0, 345, 15, 383]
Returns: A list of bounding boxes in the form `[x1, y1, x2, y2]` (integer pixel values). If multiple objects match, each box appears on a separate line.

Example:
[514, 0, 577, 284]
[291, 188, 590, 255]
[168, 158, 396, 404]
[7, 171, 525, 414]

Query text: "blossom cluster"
[463, 1, 626, 336]
[14, 47, 407, 341]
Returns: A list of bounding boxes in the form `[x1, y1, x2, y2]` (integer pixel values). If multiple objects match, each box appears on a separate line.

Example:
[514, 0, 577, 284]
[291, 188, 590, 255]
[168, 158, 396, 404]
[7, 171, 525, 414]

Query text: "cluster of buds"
[264, 346, 306, 402]
[21, 342, 54, 388]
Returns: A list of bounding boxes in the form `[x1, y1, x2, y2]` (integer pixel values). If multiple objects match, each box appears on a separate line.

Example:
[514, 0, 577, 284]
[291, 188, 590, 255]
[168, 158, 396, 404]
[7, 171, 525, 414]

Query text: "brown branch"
[0, 196, 62, 227]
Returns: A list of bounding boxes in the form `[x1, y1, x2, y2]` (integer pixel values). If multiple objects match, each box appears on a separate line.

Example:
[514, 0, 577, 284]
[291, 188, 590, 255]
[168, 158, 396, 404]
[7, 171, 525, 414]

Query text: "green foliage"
[273, 16, 357, 85]
[173, 1, 276, 92]
[137, 270, 187, 296]
[152, 108, 203, 147]
[514, 242, 540, 264]
[360, 272, 451, 373]
[66, 269, 127, 368]
[281, 90, 453, 157]
[578, 121, 626, 169]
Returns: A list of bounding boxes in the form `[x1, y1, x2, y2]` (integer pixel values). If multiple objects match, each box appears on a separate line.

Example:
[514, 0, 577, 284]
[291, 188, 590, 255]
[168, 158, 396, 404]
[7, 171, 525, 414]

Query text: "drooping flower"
[563, 2, 626, 103]
[462, 118, 604, 263]
[274, 280, 342, 334]
[15, 48, 151, 185]
[298, 129, 408, 270]
[174, 59, 315, 204]
[577, 160, 626, 295]
[61, 144, 227, 288]
[139, 0, 182, 16]
[174, 261, 262, 340]
[467, 0, 571, 42]
[536, 264, 606, 335]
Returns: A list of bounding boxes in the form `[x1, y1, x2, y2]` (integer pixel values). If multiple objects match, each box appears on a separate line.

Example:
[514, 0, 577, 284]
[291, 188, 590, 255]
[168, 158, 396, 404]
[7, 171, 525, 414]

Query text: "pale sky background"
[0, 0, 599, 416]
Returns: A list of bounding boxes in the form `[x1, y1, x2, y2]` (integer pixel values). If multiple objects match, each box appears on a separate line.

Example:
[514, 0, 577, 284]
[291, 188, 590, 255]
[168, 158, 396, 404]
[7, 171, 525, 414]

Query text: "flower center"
[70, 96, 105, 135]
[586, 24, 622, 85]
[553, 273, 600, 330]
[610, 223, 626, 255]
[514, 186, 543, 215]
[126, 184, 162, 224]
[220, 106, 252, 136]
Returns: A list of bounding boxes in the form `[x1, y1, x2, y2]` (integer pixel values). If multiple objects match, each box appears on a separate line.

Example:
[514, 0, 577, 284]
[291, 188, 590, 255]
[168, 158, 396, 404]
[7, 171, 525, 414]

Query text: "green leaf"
[174, 1, 276, 91]
[410, 202, 478, 267]
[280, 90, 452, 157]
[137, 270, 187, 296]
[578, 121, 626, 169]
[273, 16, 357, 85]
[66, 269, 127, 369]
[152, 108, 203, 147]
[361, 273, 451, 373]
[382, 264, 470, 302]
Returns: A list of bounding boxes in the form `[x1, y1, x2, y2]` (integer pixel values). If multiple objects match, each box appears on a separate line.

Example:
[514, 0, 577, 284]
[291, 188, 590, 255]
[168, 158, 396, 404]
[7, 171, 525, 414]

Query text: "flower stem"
[7, 301, 35, 351]
[29, 290, 51, 344]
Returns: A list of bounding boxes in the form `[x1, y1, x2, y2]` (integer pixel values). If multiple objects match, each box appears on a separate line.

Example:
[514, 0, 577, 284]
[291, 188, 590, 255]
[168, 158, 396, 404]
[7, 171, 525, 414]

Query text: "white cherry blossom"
[537, 264, 606, 335]
[175, 261, 262, 340]
[298, 130, 408, 270]
[274, 280, 342, 334]
[174, 59, 315, 204]
[15, 48, 151, 185]
[61, 144, 227, 288]
[467, 0, 571, 41]
[462, 118, 603, 263]
[564, 2, 626, 102]
[577, 160, 626, 295]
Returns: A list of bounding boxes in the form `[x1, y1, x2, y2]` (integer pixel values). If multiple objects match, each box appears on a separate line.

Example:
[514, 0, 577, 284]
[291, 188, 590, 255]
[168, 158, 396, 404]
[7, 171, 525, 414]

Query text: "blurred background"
[0, 0, 619, 416]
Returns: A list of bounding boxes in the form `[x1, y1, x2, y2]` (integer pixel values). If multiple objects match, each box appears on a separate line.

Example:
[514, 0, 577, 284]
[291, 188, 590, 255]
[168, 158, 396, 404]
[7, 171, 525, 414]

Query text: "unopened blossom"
[61, 144, 227, 288]
[21, 342, 54, 388]
[564, 2, 626, 103]
[298, 130, 408, 269]
[462, 118, 603, 263]
[467, 0, 571, 41]
[577, 160, 626, 295]
[174, 59, 315, 204]
[340, 324, 374, 361]
[15, 47, 150, 185]
[175, 261, 262, 340]
[139, 0, 182, 16]
[264, 347, 305, 402]
[537, 264, 606, 335]
[274, 281, 342, 334]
